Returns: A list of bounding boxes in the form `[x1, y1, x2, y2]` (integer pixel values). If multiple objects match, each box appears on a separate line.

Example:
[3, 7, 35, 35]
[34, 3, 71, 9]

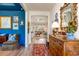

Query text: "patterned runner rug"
[32, 44, 49, 56]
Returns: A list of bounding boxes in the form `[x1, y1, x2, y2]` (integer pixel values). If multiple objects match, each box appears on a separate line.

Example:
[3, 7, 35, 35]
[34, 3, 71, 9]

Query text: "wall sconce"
[20, 21, 24, 25]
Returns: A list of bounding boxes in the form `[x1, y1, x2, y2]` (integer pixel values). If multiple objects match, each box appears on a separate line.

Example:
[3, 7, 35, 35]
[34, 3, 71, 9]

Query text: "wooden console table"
[49, 35, 79, 56]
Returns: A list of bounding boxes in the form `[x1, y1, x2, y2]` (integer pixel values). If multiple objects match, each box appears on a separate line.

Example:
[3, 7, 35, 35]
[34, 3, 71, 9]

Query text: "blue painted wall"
[0, 3, 23, 11]
[0, 11, 25, 46]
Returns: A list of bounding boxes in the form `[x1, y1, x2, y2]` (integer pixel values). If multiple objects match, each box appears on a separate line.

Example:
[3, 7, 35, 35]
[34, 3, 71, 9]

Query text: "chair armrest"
[3, 41, 17, 45]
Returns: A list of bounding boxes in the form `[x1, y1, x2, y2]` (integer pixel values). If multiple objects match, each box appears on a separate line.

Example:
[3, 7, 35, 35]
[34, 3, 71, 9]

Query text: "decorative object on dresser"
[52, 13, 59, 36]
[67, 33, 75, 40]
[52, 13, 60, 35]
[49, 35, 79, 56]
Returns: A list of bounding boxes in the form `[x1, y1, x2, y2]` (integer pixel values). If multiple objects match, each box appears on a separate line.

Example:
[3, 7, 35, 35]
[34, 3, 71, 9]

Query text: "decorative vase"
[67, 33, 75, 40]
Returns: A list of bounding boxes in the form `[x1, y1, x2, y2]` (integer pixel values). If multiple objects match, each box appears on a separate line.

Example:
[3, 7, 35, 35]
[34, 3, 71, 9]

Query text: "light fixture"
[52, 22, 59, 28]
[20, 21, 24, 25]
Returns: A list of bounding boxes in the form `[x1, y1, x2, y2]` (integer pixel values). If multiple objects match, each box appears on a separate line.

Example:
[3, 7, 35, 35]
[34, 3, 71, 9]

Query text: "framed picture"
[12, 16, 19, 30]
[0, 16, 12, 29]
[13, 16, 18, 23]
[13, 23, 18, 30]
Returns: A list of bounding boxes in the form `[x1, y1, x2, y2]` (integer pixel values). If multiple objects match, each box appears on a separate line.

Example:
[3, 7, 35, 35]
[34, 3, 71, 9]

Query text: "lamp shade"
[52, 22, 59, 28]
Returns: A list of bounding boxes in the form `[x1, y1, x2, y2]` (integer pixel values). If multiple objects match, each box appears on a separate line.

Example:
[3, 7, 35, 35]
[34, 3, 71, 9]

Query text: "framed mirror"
[60, 3, 77, 33]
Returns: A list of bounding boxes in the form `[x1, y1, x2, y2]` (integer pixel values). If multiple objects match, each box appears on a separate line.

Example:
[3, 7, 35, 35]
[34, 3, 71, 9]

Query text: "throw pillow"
[8, 34, 16, 42]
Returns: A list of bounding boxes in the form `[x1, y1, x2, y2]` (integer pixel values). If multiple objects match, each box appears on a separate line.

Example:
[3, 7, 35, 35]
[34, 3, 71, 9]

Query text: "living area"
[0, 3, 25, 50]
[1, 3, 79, 56]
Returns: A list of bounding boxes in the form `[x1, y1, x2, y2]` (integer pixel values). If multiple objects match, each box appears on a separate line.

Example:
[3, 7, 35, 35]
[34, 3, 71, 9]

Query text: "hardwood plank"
[0, 47, 31, 56]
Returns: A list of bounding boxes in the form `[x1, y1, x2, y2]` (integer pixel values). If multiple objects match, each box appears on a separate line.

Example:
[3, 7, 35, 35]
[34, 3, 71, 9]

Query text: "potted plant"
[67, 20, 76, 40]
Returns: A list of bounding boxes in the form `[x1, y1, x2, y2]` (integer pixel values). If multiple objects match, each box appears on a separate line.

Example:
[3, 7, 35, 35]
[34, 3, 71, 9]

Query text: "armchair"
[2, 34, 19, 50]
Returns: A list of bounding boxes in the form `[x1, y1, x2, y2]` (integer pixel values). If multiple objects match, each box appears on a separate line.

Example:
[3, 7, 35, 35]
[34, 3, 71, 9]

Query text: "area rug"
[32, 44, 49, 56]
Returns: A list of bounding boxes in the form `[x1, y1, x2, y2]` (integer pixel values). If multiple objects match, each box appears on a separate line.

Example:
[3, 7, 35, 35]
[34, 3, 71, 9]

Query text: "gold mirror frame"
[60, 3, 77, 31]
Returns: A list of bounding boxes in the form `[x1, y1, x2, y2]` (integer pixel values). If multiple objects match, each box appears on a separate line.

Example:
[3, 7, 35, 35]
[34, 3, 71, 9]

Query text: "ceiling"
[0, 3, 24, 11]
[24, 3, 55, 11]
[0, 3, 55, 11]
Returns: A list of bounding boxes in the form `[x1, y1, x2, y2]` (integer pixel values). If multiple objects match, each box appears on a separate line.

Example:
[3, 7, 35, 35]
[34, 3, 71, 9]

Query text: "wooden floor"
[0, 45, 33, 56]
[0, 44, 49, 56]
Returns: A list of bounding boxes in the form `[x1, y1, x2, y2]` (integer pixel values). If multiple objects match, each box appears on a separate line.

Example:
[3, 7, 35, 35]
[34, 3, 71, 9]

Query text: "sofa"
[0, 34, 19, 50]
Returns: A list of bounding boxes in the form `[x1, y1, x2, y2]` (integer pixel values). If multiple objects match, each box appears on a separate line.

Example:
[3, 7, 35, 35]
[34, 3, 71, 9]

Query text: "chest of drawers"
[49, 35, 79, 56]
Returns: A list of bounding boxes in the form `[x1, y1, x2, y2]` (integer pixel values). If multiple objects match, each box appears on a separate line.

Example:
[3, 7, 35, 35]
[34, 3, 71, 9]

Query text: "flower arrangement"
[67, 20, 77, 33]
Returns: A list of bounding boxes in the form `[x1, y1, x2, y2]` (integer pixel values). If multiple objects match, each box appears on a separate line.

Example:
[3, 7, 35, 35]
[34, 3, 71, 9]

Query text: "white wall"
[74, 4, 79, 39]
[49, 3, 79, 39]
[49, 3, 64, 34]
[25, 12, 28, 48]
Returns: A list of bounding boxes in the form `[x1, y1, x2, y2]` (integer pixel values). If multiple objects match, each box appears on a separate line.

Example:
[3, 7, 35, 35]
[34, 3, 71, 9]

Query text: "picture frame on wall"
[0, 16, 12, 29]
[13, 23, 19, 30]
[13, 16, 18, 23]
[12, 16, 19, 30]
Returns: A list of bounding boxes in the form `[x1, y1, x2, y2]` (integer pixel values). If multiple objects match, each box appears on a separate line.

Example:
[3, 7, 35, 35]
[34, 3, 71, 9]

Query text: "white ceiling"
[22, 3, 56, 11]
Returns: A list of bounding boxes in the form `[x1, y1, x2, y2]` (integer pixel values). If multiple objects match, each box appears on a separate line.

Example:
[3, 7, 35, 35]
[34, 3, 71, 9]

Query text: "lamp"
[52, 21, 59, 34]
[52, 22, 59, 28]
